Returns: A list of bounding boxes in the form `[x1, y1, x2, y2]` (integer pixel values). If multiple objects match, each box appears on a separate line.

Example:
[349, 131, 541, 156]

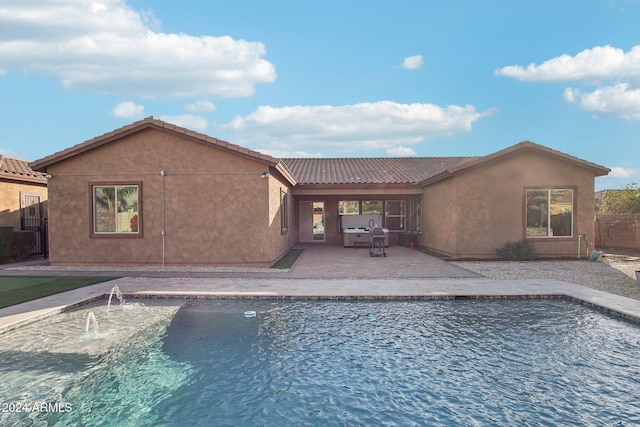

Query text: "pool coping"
[1, 277, 639, 334]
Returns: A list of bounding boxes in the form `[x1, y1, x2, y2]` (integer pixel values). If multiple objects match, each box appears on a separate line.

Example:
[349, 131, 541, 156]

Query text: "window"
[281, 190, 288, 232]
[93, 184, 140, 235]
[338, 201, 359, 215]
[526, 189, 573, 237]
[385, 200, 406, 231]
[362, 200, 382, 215]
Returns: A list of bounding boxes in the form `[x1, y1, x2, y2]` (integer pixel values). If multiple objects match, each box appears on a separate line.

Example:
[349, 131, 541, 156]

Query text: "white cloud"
[398, 55, 423, 70]
[111, 101, 144, 119]
[222, 101, 493, 156]
[609, 166, 640, 178]
[185, 100, 216, 113]
[495, 45, 640, 83]
[499, 45, 640, 121]
[386, 146, 417, 156]
[0, 0, 276, 97]
[0, 147, 16, 156]
[256, 149, 325, 158]
[158, 114, 208, 131]
[562, 87, 580, 103]
[562, 83, 640, 120]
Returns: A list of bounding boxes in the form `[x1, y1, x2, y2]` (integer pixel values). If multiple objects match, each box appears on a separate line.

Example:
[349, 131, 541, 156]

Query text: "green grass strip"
[271, 249, 303, 269]
[0, 276, 118, 309]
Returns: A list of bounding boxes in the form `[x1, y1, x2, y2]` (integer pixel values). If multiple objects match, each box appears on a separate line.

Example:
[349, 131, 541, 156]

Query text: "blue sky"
[1, 0, 639, 190]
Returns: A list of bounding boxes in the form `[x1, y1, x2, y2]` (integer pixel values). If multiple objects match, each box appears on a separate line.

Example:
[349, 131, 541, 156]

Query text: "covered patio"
[287, 244, 479, 279]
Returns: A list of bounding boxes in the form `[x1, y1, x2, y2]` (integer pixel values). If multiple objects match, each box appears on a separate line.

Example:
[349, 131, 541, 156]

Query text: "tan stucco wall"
[419, 150, 599, 258]
[0, 181, 48, 229]
[267, 172, 298, 262]
[420, 180, 457, 255]
[46, 128, 293, 266]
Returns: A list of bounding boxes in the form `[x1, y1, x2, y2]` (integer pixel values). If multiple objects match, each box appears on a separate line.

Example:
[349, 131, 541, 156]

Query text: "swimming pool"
[1, 298, 639, 425]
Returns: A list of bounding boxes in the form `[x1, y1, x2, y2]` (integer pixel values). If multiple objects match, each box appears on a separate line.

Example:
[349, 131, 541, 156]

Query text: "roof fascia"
[31, 125, 148, 171]
[0, 172, 47, 185]
[418, 170, 455, 186]
[274, 162, 298, 186]
[447, 141, 610, 177]
[31, 118, 282, 172]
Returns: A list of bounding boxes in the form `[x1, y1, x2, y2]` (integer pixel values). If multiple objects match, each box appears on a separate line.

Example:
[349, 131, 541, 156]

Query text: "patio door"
[299, 201, 325, 242]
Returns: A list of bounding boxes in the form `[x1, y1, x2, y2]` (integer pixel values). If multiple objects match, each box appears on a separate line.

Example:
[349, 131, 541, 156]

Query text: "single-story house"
[31, 117, 610, 266]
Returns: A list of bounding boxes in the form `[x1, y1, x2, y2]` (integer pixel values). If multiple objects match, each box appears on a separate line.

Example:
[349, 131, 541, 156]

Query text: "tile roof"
[282, 141, 610, 185]
[30, 117, 281, 171]
[29, 117, 610, 188]
[0, 155, 47, 183]
[281, 157, 476, 185]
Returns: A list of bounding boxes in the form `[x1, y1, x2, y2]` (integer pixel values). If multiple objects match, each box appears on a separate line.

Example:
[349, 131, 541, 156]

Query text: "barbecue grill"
[369, 227, 387, 257]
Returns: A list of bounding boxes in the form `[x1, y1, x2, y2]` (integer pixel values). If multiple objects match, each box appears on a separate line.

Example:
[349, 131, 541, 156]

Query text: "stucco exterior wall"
[419, 180, 457, 256]
[0, 181, 48, 229]
[46, 128, 291, 266]
[419, 150, 599, 258]
[267, 172, 298, 262]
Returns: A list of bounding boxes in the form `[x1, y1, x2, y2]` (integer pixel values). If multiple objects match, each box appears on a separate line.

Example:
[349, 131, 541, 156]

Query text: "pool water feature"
[83, 311, 99, 337]
[1, 299, 639, 425]
[106, 284, 124, 312]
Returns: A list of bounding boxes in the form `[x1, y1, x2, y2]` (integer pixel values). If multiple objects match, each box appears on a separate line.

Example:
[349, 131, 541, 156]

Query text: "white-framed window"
[526, 188, 573, 237]
[385, 200, 406, 231]
[92, 184, 140, 235]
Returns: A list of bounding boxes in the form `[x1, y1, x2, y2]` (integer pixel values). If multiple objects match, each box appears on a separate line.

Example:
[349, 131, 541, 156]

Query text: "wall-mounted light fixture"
[260, 172, 270, 179]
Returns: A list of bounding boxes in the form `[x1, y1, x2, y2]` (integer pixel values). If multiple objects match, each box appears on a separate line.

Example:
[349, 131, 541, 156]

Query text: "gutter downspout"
[578, 233, 586, 259]
[160, 170, 166, 267]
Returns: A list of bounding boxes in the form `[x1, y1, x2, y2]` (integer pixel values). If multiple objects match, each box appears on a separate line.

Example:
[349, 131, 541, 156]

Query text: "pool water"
[1, 299, 639, 426]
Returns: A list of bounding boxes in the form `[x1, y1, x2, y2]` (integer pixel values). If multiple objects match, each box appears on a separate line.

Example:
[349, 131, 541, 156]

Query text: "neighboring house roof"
[282, 157, 476, 185]
[0, 155, 47, 184]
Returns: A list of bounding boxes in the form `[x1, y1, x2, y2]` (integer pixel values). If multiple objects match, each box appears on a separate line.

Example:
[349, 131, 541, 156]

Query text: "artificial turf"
[0, 276, 118, 309]
[270, 249, 303, 269]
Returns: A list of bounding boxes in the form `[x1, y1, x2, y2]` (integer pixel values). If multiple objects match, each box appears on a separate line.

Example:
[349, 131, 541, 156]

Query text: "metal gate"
[20, 194, 48, 258]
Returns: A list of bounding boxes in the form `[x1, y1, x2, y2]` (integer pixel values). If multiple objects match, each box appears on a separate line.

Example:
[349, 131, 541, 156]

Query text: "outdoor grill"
[369, 227, 387, 257]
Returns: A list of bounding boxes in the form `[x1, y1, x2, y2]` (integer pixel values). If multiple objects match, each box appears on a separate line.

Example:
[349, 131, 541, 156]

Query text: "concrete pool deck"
[2, 277, 640, 333]
[1, 245, 640, 332]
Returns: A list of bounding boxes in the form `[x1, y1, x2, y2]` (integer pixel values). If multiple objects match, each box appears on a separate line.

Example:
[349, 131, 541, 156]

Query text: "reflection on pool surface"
[1, 299, 639, 426]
